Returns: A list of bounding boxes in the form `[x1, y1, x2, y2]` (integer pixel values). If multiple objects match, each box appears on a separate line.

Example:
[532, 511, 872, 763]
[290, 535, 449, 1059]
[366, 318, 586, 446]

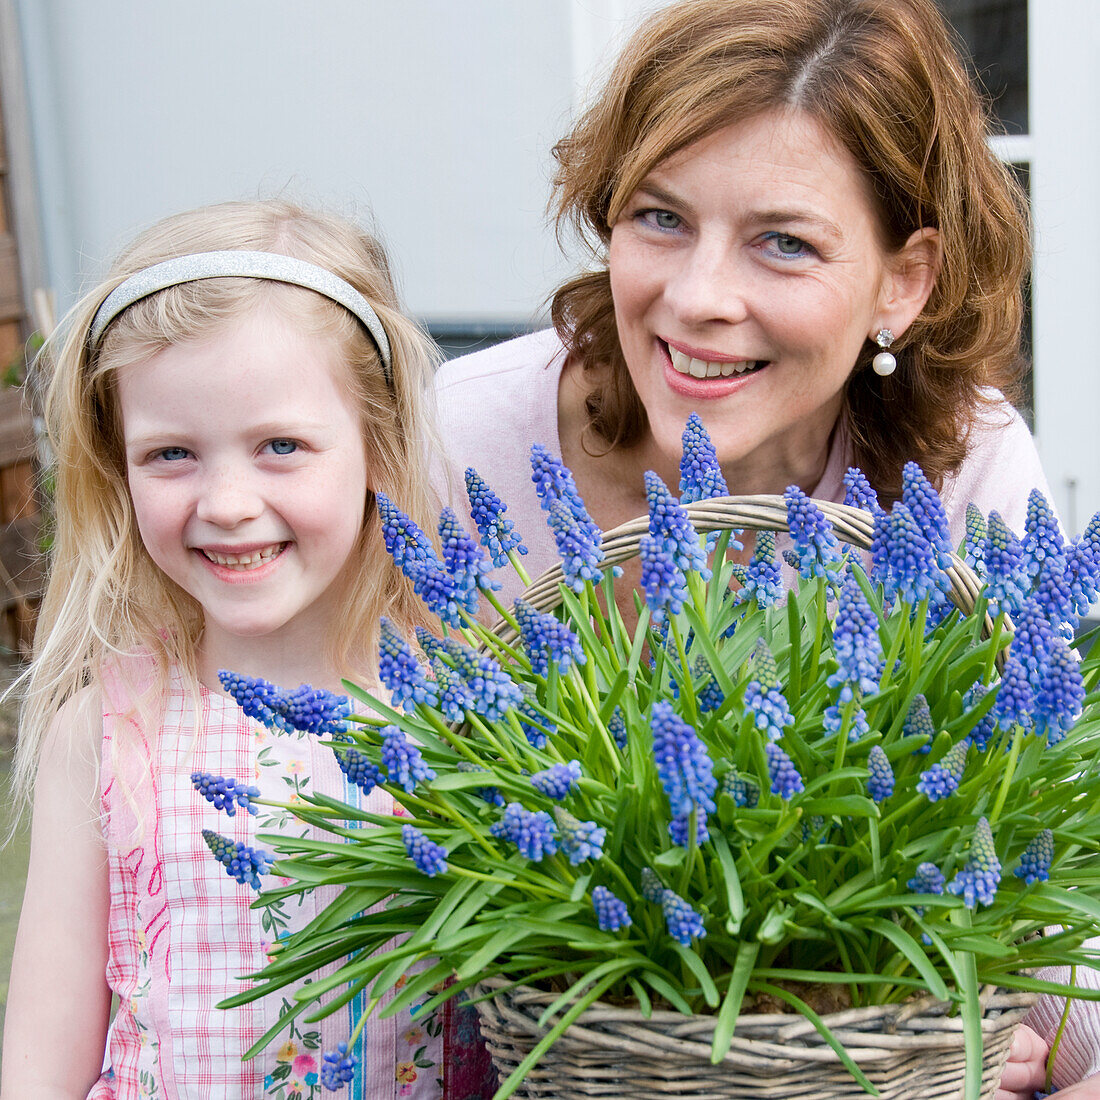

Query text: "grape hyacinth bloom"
[320, 1043, 359, 1091]
[947, 817, 1002, 909]
[679, 412, 729, 503]
[456, 762, 505, 806]
[903, 693, 935, 754]
[743, 641, 794, 741]
[916, 740, 969, 801]
[402, 824, 448, 877]
[515, 599, 585, 676]
[824, 701, 870, 742]
[379, 726, 436, 793]
[901, 462, 953, 569]
[464, 467, 527, 567]
[871, 503, 949, 607]
[454, 651, 524, 722]
[1033, 564, 1074, 637]
[490, 802, 559, 861]
[866, 745, 894, 802]
[720, 768, 760, 808]
[963, 682, 997, 751]
[660, 888, 707, 945]
[766, 741, 804, 799]
[694, 659, 725, 714]
[202, 829, 273, 891]
[785, 485, 842, 580]
[1064, 539, 1100, 617]
[219, 671, 350, 736]
[377, 490, 435, 572]
[650, 701, 717, 832]
[907, 862, 946, 922]
[828, 572, 884, 696]
[431, 657, 474, 725]
[669, 811, 709, 847]
[645, 471, 711, 579]
[516, 690, 553, 749]
[640, 532, 690, 624]
[592, 886, 632, 931]
[547, 498, 606, 592]
[982, 512, 1030, 617]
[736, 530, 783, 608]
[191, 772, 260, 817]
[1033, 640, 1086, 746]
[530, 443, 599, 536]
[331, 737, 382, 796]
[963, 503, 987, 575]
[379, 617, 438, 713]
[1014, 829, 1054, 885]
[991, 655, 1035, 734]
[531, 760, 582, 800]
[553, 807, 606, 864]
[438, 506, 498, 614]
[843, 466, 885, 518]
[640, 867, 664, 903]
[1022, 488, 1065, 581]
[608, 707, 627, 750]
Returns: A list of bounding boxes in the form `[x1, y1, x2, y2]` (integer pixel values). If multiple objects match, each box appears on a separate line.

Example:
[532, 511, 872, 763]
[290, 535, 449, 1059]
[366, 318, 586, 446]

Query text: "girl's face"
[608, 108, 907, 490]
[117, 302, 369, 670]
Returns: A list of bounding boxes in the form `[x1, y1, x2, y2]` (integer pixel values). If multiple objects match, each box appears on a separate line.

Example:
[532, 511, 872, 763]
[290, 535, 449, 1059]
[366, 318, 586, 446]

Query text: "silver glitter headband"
[88, 250, 393, 387]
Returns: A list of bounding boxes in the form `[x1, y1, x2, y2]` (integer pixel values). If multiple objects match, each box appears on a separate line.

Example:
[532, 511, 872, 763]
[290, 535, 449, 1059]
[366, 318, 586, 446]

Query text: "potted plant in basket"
[200, 415, 1100, 1100]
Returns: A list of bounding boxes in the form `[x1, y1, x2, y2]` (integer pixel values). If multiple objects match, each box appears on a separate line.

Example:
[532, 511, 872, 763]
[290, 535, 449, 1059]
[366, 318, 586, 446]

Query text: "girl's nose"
[195, 466, 263, 528]
[663, 241, 751, 328]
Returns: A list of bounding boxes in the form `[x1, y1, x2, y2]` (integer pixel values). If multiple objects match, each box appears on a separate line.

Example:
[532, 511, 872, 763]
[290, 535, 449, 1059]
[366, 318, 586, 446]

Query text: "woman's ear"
[874, 228, 942, 338]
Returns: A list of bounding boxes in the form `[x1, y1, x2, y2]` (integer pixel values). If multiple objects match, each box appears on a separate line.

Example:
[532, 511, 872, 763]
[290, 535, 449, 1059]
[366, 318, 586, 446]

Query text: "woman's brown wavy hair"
[551, 0, 1030, 502]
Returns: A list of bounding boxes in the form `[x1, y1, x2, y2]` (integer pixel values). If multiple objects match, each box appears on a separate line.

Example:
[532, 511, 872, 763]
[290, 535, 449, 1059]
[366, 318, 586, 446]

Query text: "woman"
[435, 3, 1090, 1095]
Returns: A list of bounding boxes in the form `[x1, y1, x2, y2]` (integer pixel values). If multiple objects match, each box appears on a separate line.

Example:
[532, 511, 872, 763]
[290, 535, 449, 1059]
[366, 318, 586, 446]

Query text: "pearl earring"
[872, 328, 896, 377]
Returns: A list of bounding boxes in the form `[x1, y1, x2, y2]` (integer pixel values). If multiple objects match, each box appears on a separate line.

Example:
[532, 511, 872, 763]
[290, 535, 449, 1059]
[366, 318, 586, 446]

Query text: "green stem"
[987, 725, 1022, 825]
[1046, 965, 1076, 1093]
[507, 548, 532, 589]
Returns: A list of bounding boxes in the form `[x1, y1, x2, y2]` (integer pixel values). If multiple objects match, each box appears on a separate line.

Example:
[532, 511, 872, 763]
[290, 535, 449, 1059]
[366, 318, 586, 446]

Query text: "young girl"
[1, 200, 495, 1099]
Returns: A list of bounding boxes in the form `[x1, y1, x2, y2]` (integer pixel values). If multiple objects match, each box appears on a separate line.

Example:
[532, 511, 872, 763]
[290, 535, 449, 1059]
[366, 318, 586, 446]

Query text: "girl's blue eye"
[159, 447, 189, 462]
[269, 439, 297, 455]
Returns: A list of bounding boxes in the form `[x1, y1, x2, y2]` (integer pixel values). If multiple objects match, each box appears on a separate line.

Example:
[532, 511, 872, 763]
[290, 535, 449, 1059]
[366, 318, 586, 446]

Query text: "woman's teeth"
[669, 347, 764, 378]
[202, 543, 286, 570]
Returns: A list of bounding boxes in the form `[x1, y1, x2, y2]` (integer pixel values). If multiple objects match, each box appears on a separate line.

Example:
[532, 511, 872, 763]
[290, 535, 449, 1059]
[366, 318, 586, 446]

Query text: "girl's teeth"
[669, 346, 761, 379]
[204, 543, 285, 569]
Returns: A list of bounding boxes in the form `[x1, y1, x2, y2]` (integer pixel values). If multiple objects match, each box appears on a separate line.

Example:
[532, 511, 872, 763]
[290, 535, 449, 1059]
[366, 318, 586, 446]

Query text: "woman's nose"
[195, 464, 263, 528]
[663, 241, 751, 328]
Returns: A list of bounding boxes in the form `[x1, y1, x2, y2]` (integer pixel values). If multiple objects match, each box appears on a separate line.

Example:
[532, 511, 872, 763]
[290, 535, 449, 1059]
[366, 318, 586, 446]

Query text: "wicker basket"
[476, 495, 1021, 1097]
[474, 978, 1035, 1099]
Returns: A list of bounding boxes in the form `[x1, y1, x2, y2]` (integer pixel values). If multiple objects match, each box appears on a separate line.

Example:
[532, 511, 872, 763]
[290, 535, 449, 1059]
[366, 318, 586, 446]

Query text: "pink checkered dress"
[86, 659, 459, 1100]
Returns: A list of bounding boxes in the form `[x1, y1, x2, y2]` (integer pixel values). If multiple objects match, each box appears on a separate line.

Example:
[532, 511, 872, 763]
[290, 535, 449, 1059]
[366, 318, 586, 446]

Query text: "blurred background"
[0, 0, 1095, 1041]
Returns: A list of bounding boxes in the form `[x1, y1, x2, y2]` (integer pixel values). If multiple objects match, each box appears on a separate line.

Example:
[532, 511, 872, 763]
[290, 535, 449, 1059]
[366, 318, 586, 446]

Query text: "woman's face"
[609, 108, 908, 489]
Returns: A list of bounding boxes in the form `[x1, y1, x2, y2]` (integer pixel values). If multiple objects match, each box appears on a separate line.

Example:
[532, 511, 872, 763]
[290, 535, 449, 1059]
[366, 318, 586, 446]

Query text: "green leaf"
[865, 917, 949, 1000]
[712, 833, 745, 933]
[671, 942, 720, 1007]
[711, 941, 759, 1063]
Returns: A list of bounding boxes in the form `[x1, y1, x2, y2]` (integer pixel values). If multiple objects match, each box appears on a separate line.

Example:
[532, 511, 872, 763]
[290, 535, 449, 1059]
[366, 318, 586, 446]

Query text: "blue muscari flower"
[720, 768, 760, 808]
[516, 689, 553, 749]
[1014, 829, 1054, 885]
[553, 807, 606, 864]
[1022, 489, 1065, 581]
[592, 885, 632, 931]
[866, 745, 894, 801]
[991, 655, 1035, 733]
[916, 740, 969, 801]
[191, 771, 260, 816]
[694, 658, 725, 714]
[947, 817, 1001, 909]
[824, 698, 870, 742]
[736, 530, 783, 608]
[640, 867, 664, 902]
[490, 802, 559, 861]
[320, 1042, 358, 1091]
[530, 443, 599, 534]
[669, 811, 710, 847]
[842, 466, 885, 517]
[456, 762, 506, 806]
[331, 736, 382, 795]
[963, 682, 997, 751]
[828, 572, 884, 696]
[515, 598, 585, 676]
[766, 741, 804, 799]
[871, 503, 949, 606]
[785, 485, 842, 580]
[465, 467, 527, 567]
[379, 726, 436, 793]
[902, 462, 953, 569]
[218, 671, 350, 736]
[431, 657, 473, 725]
[608, 707, 627, 749]
[531, 760, 582, 800]
[377, 491, 435, 572]
[1011, 599, 1058, 691]
[964, 503, 987, 575]
[1065, 539, 1100, 616]
[202, 829, 273, 891]
[1033, 639, 1085, 746]
[438, 506, 499, 613]
[1034, 565, 1076, 640]
[379, 617, 439, 713]
[649, 701, 717, 828]
[406, 554, 463, 628]
[640, 532, 689, 624]
[907, 862, 946, 923]
[743, 641, 794, 741]
[982, 512, 1030, 617]
[659, 888, 706, 945]
[904, 693, 935, 754]
[679, 413, 729, 503]
[645, 471, 712, 579]
[455, 651, 524, 721]
[547, 498, 606, 592]
[402, 824, 448, 877]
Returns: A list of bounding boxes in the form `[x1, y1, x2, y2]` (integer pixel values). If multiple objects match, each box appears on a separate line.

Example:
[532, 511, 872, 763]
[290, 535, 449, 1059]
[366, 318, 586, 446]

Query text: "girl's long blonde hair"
[13, 199, 441, 809]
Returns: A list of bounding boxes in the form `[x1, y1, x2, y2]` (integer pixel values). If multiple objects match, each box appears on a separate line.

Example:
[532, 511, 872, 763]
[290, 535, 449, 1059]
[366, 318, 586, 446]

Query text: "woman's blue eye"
[641, 209, 682, 231]
[269, 439, 297, 455]
[159, 447, 189, 462]
[764, 232, 811, 257]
